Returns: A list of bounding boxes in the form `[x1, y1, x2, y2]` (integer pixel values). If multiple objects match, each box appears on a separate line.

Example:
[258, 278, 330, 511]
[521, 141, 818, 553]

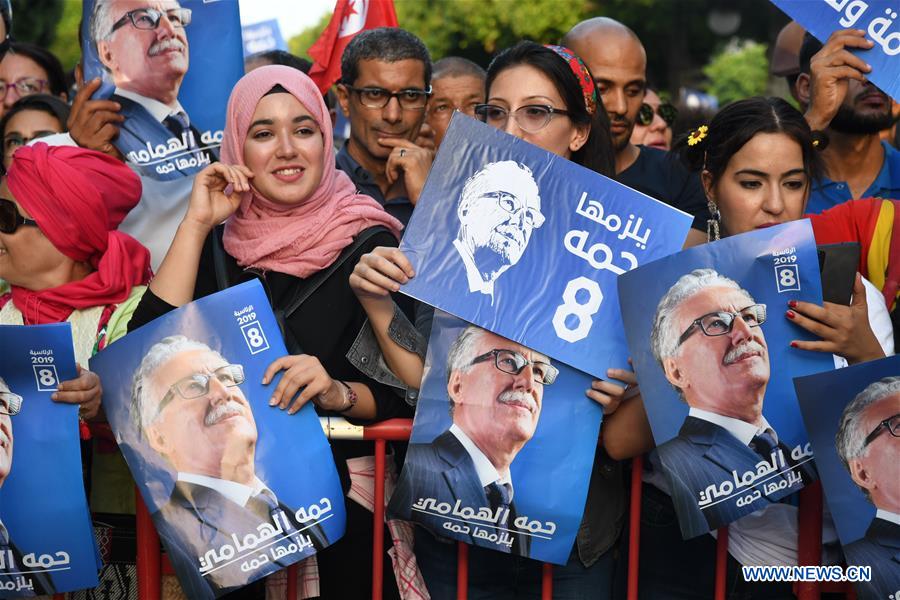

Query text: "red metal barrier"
[715, 527, 729, 600]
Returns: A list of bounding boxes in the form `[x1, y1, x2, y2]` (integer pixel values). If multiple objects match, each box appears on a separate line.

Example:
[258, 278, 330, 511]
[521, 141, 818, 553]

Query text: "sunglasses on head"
[0, 197, 37, 234]
[638, 101, 678, 127]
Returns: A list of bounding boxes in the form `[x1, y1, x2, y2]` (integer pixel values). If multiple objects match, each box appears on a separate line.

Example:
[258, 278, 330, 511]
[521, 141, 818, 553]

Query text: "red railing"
[132, 418, 856, 600]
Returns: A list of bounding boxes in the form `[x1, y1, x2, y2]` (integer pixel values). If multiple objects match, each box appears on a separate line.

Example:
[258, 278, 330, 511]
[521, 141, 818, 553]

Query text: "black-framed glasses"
[475, 104, 571, 134]
[0, 197, 37, 234]
[0, 77, 48, 101]
[110, 7, 192, 34]
[157, 364, 245, 417]
[0, 391, 21, 416]
[638, 102, 678, 127]
[677, 304, 767, 347]
[470, 349, 558, 385]
[479, 190, 545, 228]
[863, 413, 900, 447]
[343, 85, 432, 110]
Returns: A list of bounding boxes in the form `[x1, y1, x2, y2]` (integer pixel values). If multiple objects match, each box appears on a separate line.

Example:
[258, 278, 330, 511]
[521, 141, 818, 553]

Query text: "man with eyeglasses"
[335, 27, 434, 225]
[0, 378, 55, 595]
[130, 336, 326, 599]
[452, 161, 544, 304]
[89, 0, 211, 179]
[426, 57, 486, 149]
[836, 376, 900, 596]
[391, 326, 555, 557]
[649, 269, 814, 536]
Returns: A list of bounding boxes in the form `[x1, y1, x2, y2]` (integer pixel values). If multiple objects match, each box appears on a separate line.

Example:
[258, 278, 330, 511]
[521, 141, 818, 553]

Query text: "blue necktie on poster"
[772, 0, 900, 102]
[0, 323, 98, 596]
[400, 114, 694, 379]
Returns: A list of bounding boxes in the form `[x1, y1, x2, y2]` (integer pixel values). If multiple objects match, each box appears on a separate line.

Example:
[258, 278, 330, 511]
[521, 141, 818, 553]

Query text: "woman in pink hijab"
[128, 66, 409, 599]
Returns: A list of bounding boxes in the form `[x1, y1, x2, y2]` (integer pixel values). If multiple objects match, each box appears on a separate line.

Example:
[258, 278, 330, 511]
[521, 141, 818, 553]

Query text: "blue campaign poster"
[81, 0, 243, 180]
[794, 355, 900, 600]
[0, 324, 98, 597]
[90, 281, 344, 599]
[772, 0, 900, 102]
[618, 221, 834, 539]
[399, 114, 693, 380]
[388, 311, 602, 565]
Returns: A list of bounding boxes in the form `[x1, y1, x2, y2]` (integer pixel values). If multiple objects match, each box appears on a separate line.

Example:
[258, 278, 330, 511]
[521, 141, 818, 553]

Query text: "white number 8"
[552, 277, 603, 343]
[38, 368, 57, 387]
[246, 327, 264, 348]
[779, 268, 796, 288]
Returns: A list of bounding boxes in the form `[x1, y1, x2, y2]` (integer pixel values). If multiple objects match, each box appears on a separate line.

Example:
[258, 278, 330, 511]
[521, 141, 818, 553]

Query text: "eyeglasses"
[637, 102, 678, 127]
[156, 364, 245, 417]
[470, 349, 558, 385]
[110, 7, 192, 34]
[0, 391, 22, 416]
[0, 198, 38, 234]
[427, 101, 481, 121]
[480, 190, 545, 228]
[475, 104, 571, 134]
[343, 85, 432, 110]
[863, 413, 900, 447]
[0, 78, 48, 101]
[4, 131, 58, 156]
[677, 304, 767, 347]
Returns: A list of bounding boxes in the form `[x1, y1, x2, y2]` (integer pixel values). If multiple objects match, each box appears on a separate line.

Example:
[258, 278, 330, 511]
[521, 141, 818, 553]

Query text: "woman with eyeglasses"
[0, 42, 67, 118]
[127, 65, 412, 599]
[602, 97, 893, 600]
[630, 88, 676, 151]
[349, 41, 630, 599]
[0, 94, 69, 169]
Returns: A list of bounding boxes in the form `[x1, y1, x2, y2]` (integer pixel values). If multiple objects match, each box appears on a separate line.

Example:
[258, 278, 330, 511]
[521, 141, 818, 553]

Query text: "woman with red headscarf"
[128, 65, 409, 599]
[0, 143, 151, 420]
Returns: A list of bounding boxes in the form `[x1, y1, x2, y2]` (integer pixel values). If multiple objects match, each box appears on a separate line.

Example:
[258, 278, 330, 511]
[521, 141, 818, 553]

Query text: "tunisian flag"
[308, 0, 399, 94]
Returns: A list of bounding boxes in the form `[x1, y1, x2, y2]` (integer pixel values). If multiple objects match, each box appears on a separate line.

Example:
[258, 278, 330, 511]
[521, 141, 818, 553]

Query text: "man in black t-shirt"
[562, 18, 708, 246]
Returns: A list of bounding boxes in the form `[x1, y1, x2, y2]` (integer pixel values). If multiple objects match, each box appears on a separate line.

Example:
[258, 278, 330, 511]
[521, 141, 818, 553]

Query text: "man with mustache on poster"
[131, 336, 327, 599]
[650, 269, 815, 537]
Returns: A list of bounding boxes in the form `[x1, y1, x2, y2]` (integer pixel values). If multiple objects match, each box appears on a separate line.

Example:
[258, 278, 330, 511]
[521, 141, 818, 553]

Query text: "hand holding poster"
[618, 221, 833, 539]
[90, 281, 344, 599]
[388, 311, 602, 564]
[80, 0, 243, 181]
[772, 0, 900, 101]
[400, 114, 693, 379]
[794, 355, 900, 600]
[0, 324, 98, 597]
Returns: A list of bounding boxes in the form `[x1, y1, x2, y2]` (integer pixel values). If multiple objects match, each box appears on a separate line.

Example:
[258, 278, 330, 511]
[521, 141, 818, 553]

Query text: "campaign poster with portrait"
[80, 0, 243, 181]
[794, 355, 900, 600]
[387, 311, 602, 564]
[0, 324, 98, 597]
[618, 220, 833, 539]
[90, 281, 344, 600]
[399, 114, 694, 380]
[772, 0, 900, 102]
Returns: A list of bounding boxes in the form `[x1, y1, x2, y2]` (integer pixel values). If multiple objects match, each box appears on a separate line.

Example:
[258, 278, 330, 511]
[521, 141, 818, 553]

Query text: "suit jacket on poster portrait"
[152, 481, 328, 600]
[843, 518, 900, 600]
[389, 430, 531, 556]
[0, 538, 55, 596]
[659, 416, 814, 539]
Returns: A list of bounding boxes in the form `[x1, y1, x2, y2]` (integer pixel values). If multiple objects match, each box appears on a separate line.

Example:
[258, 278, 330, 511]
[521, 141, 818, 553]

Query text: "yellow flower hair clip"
[687, 125, 709, 147]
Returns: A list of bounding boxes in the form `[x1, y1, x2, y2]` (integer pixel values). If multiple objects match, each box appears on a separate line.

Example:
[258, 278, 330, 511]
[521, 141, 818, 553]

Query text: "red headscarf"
[7, 143, 152, 324]
[221, 65, 402, 277]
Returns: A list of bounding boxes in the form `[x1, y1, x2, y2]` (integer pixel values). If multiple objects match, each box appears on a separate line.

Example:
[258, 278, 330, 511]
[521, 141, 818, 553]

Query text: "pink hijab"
[221, 65, 402, 277]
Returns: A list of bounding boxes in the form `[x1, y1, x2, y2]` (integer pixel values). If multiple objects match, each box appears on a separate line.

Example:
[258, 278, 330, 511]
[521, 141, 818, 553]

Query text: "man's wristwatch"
[337, 381, 358, 413]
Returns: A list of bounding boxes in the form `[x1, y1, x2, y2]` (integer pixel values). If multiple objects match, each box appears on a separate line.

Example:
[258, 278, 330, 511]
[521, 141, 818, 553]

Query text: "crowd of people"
[0, 2, 897, 599]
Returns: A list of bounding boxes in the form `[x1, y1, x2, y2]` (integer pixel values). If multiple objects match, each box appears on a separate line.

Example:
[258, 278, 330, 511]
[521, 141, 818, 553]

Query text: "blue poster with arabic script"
[90, 281, 344, 599]
[400, 114, 693, 380]
[388, 311, 602, 564]
[794, 355, 900, 600]
[618, 221, 833, 540]
[80, 0, 242, 181]
[772, 0, 900, 102]
[0, 324, 98, 597]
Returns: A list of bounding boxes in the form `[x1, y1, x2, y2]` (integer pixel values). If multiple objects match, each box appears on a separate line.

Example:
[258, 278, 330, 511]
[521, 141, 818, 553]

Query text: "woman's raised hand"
[349, 247, 416, 301]
[184, 163, 254, 231]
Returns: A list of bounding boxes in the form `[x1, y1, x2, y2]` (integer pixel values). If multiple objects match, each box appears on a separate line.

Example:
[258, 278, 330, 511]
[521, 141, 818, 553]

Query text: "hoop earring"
[707, 200, 720, 243]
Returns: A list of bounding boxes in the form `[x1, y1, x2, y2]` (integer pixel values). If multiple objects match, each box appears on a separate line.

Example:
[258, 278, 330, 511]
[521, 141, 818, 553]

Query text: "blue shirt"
[807, 141, 900, 214]
[335, 145, 415, 225]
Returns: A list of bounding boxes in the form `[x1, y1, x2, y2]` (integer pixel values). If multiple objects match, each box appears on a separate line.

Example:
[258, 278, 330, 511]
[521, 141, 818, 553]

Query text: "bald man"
[562, 18, 708, 246]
